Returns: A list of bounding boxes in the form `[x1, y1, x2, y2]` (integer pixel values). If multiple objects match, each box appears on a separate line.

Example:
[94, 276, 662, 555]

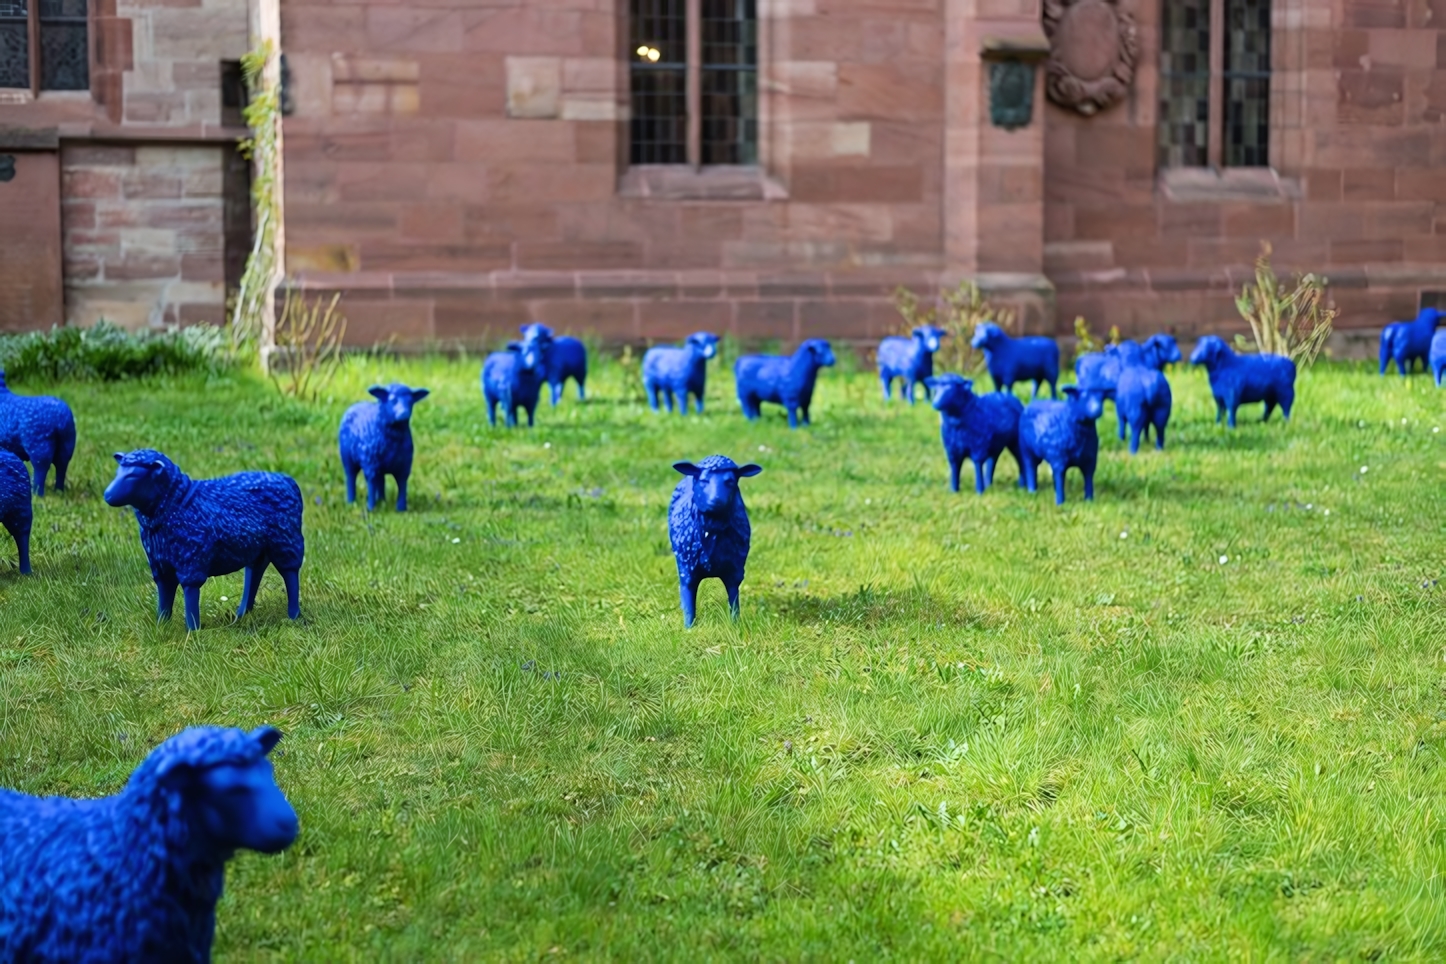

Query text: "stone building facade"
[3, 0, 1445, 345]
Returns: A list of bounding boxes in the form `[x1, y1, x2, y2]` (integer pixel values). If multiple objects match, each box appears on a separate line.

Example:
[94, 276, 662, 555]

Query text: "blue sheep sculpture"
[971, 322, 1060, 398]
[878, 325, 948, 404]
[1114, 357, 1173, 454]
[0, 369, 77, 497]
[482, 340, 545, 428]
[339, 383, 429, 512]
[1018, 386, 1111, 504]
[643, 332, 720, 414]
[1379, 307, 1442, 376]
[669, 455, 761, 628]
[927, 374, 1024, 494]
[0, 725, 298, 963]
[103, 449, 305, 631]
[0, 449, 31, 574]
[1431, 329, 1446, 387]
[1189, 335, 1296, 428]
[735, 339, 835, 428]
[520, 323, 588, 404]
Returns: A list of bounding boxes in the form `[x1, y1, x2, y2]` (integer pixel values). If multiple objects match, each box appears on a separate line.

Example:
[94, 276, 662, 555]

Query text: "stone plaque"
[1043, 0, 1139, 116]
[989, 60, 1036, 131]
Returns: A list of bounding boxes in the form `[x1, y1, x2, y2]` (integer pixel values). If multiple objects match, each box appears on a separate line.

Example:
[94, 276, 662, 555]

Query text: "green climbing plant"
[232, 40, 282, 359]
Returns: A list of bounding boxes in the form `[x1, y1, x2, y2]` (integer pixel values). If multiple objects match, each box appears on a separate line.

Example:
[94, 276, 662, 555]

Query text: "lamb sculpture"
[520, 323, 588, 404]
[734, 339, 835, 428]
[926, 374, 1024, 494]
[877, 325, 948, 404]
[339, 383, 430, 511]
[1018, 386, 1111, 504]
[482, 340, 545, 428]
[0, 448, 31, 574]
[1431, 329, 1446, 387]
[669, 455, 761, 627]
[643, 331, 720, 414]
[1189, 335, 1296, 428]
[1379, 307, 1442, 376]
[104, 449, 305, 630]
[0, 368, 77, 497]
[970, 322, 1060, 399]
[0, 725, 298, 963]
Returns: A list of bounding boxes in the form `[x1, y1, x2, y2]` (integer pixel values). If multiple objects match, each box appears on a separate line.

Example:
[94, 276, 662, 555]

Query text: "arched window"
[629, 0, 758, 167]
[1158, 0, 1270, 169]
[0, 0, 89, 93]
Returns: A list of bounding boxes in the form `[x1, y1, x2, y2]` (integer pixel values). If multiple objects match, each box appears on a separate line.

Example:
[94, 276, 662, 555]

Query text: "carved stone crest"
[1043, 0, 1139, 116]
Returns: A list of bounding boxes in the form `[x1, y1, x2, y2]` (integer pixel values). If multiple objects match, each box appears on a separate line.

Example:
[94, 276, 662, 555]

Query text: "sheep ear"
[252, 725, 283, 755]
[410, 388, 429, 402]
[506, 340, 523, 351]
[113, 452, 125, 464]
[923, 377, 939, 390]
[737, 464, 762, 478]
[367, 386, 389, 401]
[1062, 386, 1081, 400]
[960, 378, 973, 391]
[673, 461, 701, 477]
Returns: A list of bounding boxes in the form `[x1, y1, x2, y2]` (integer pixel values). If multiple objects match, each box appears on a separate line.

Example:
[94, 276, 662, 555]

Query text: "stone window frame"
[0, 0, 93, 99]
[620, 0, 779, 201]
[1157, 0, 1272, 172]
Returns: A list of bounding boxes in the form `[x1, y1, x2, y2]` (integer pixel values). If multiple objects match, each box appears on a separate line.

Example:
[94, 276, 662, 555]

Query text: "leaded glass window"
[629, 0, 758, 167]
[1157, 0, 1270, 169]
[0, 0, 29, 90]
[0, 0, 88, 93]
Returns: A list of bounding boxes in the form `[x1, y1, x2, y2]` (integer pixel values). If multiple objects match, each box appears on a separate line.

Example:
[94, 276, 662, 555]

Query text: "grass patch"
[1, 355, 1444, 960]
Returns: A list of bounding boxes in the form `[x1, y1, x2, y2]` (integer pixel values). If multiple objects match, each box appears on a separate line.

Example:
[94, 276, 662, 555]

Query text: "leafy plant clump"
[0, 321, 231, 383]
[270, 287, 347, 402]
[1235, 241, 1337, 367]
[893, 280, 1017, 375]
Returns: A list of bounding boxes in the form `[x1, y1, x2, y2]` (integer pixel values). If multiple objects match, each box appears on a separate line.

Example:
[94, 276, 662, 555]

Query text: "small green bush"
[0, 321, 232, 383]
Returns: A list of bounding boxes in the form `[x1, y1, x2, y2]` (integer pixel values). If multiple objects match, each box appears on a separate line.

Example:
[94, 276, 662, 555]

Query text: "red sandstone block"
[978, 164, 1040, 205]
[281, 7, 368, 52]
[62, 145, 135, 167]
[517, 241, 644, 271]
[463, 203, 559, 242]
[1186, 238, 1269, 268]
[790, 165, 923, 204]
[387, 122, 457, 164]
[342, 298, 435, 345]
[1331, 238, 1404, 262]
[1343, 167, 1395, 200]
[1159, 203, 1222, 239]
[798, 299, 876, 340]
[532, 299, 637, 339]
[460, 8, 585, 56]
[1297, 203, 1367, 238]
[576, 272, 673, 300]
[1074, 125, 1155, 171]
[400, 203, 465, 242]
[836, 64, 942, 123]
[422, 165, 493, 204]
[1221, 203, 1296, 238]
[1397, 168, 1446, 201]
[62, 256, 103, 283]
[734, 300, 794, 341]
[63, 169, 123, 200]
[287, 202, 399, 235]
[95, 17, 134, 72]
[108, 253, 182, 281]
[178, 303, 223, 326]
[678, 205, 745, 242]
[1365, 202, 1433, 237]
[433, 299, 526, 343]
[455, 119, 574, 163]
[1333, 30, 1370, 69]
[1337, 69, 1405, 125]
[362, 241, 512, 273]
[1112, 236, 1189, 270]
[573, 122, 617, 166]
[180, 253, 224, 282]
[1343, 0, 1406, 28]
[1073, 204, 1156, 242]
[336, 164, 430, 204]
[1315, 128, 1430, 167]
[639, 300, 730, 339]
[1305, 168, 1343, 201]
[489, 164, 614, 203]
[494, 272, 577, 300]
[123, 173, 184, 200]
[61, 200, 97, 230]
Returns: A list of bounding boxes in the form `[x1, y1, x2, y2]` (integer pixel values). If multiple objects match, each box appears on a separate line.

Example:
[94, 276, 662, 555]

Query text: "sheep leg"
[1052, 463, 1067, 505]
[486, 397, 499, 427]
[53, 435, 73, 491]
[550, 381, 562, 407]
[182, 584, 203, 631]
[1021, 452, 1038, 493]
[5, 518, 30, 575]
[343, 457, 359, 504]
[973, 460, 986, 494]
[1262, 400, 1275, 423]
[363, 471, 385, 512]
[1280, 394, 1294, 421]
[881, 376, 892, 401]
[278, 568, 302, 619]
[1129, 424, 1143, 455]
[238, 563, 263, 618]
[984, 457, 997, 489]
[1082, 467, 1096, 501]
[725, 579, 742, 621]
[1117, 412, 1127, 441]
[947, 456, 962, 493]
[395, 471, 410, 512]
[1049, 380, 1058, 399]
[28, 442, 52, 497]
[694, 393, 705, 414]
[680, 576, 700, 628]
[1154, 420, 1167, 450]
[786, 405, 799, 430]
[905, 380, 917, 405]
[155, 571, 178, 621]
[525, 403, 536, 427]
[1227, 403, 1238, 429]
[575, 377, 586, 401]
[1214, 399, 1225, 424]
[647, 382, 660, 412]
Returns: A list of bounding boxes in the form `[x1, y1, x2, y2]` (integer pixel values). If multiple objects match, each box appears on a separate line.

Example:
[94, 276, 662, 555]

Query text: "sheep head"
[105, 449, 179, 513]
[505, 340, 544, 373]
[368, 383, 429, 427]
[1145, 333, 1182, 365]
[674, 456, 761, 522]
[1189, 335, 1228, 368]
[912, 326, 948, 353]
[1062, 385, 1110, 421]
[800, 340, 836, 367]
[926, 374, 975, 414]
[687, 332, 720, 359]
[970, 322, 1003, 350]
[519, 323, 556, 348]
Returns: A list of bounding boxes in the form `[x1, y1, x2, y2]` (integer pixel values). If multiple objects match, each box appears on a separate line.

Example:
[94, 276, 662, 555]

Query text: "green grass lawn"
[1, 351, 1444, 961]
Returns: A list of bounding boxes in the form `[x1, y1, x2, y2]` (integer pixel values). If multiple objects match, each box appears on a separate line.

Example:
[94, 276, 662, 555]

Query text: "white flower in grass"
[1219, 555, 1229, 565]
[220, 596, 228, 601]
[1360, 465, 1369, 474]
[451, 538, 461, 544]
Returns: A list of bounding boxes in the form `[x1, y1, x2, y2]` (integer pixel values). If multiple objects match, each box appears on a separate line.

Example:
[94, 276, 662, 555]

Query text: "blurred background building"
[2, 0, 1445, 347]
